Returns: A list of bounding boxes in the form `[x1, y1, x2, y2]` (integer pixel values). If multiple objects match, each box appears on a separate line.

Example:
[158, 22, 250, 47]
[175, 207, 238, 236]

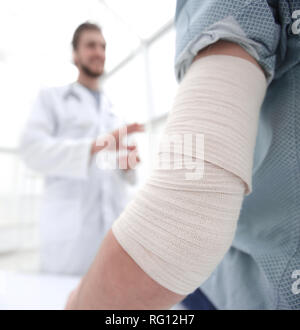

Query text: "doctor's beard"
[80, 63, 103, 78]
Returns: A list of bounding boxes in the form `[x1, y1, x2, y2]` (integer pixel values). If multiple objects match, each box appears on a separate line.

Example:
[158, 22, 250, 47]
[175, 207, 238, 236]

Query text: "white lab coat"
[19, 82, 136, 276]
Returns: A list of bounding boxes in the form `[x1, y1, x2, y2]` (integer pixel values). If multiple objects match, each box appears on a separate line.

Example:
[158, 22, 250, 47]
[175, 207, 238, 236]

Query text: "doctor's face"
[73, 30, 106, 78]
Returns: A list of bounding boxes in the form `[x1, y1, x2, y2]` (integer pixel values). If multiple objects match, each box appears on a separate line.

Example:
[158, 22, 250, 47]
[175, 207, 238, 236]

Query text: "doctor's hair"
[72, 22, 102, 50]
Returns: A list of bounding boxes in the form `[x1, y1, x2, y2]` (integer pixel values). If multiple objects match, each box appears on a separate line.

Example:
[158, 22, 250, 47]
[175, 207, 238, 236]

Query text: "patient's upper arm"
[193, 40, 265, 77]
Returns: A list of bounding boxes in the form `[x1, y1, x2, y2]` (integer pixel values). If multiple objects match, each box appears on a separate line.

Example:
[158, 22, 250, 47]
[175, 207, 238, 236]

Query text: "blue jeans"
[181, 288, 217, 310]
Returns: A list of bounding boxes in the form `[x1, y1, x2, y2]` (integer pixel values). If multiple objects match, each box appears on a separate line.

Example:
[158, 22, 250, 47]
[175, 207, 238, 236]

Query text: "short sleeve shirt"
[175, 0, 300, 309]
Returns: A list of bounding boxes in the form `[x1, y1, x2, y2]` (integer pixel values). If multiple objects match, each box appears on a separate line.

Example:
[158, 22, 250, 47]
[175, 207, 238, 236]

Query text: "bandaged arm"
[111, 53, 267, 295]
[67, 43, 267, 309]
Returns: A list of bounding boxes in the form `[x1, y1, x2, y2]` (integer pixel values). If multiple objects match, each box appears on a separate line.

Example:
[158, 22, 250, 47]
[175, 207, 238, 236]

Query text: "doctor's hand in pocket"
[90, 122, 145, 156]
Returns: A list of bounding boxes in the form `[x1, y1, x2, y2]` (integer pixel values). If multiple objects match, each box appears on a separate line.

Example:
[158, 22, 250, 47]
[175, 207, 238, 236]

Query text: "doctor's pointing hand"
[91, 122, 144, 170]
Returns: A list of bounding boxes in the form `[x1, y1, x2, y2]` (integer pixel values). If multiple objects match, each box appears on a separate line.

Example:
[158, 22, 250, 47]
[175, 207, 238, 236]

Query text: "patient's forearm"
[68, 229, 185, 309]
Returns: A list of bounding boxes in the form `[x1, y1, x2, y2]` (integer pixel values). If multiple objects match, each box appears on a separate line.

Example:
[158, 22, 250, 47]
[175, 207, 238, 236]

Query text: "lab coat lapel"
[71, 82, 98, 114]
[71, 83, 115, 135]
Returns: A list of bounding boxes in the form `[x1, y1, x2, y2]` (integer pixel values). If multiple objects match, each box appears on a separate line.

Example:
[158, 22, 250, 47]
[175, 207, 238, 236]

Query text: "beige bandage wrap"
[112, 55, 267, 295]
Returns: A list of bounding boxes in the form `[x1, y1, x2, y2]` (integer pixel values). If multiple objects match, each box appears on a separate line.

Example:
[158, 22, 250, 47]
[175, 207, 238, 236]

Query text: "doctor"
[19, 22, 144, 276]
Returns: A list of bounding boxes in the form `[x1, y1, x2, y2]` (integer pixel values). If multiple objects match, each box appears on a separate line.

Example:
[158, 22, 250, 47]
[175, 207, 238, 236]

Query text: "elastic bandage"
[112, 55, 267, 295]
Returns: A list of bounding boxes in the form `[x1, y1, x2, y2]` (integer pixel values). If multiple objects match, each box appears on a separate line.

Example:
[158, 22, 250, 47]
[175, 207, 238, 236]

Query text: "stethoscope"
[62, 83, 109, 129]
[63, 83, 103, 112]
[63, 83, 82, 103]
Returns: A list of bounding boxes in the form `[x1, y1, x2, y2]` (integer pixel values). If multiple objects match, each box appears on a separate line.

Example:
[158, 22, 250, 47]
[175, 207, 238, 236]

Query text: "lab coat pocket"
[39, 199, 81, 244]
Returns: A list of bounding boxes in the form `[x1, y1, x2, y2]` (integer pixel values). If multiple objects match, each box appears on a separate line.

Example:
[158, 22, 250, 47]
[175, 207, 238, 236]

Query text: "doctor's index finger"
[126, 122, 145, 134]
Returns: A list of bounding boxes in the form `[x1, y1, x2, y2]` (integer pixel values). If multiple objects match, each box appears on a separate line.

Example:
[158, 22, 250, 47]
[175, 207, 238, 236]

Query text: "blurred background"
[0, 0, 177, 274]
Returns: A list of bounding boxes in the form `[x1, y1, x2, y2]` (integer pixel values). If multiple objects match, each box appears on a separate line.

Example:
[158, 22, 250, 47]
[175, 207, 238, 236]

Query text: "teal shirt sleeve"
[174, 0, 281, 84]
[174, 0, 300, 310]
